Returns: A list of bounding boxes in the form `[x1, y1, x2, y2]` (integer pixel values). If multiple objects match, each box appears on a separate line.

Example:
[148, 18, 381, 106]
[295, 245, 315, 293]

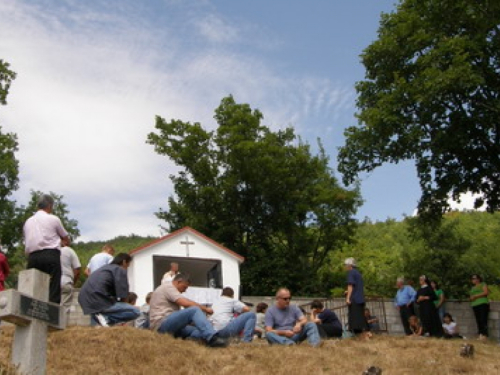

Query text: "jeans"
[217, 312, 256, 342]
[266, 322, 321, 347]
[158, 306, 216, 341]
[91, 302, 140, 326]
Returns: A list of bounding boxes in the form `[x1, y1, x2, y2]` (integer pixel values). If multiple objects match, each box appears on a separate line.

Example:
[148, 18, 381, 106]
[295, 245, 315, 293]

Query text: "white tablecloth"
[183, 287, 222, 305]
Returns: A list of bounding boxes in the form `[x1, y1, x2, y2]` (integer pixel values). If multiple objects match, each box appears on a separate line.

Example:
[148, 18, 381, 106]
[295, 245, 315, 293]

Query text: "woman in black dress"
[415, 276, 443, 337]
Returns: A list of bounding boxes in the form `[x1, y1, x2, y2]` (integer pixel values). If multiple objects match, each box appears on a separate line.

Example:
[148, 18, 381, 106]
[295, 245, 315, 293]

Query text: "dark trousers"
[27, 248, 61, 304]
[316, 323, 343, 339]
[472, 303, 489, 337]
[399, 303, 415, 335]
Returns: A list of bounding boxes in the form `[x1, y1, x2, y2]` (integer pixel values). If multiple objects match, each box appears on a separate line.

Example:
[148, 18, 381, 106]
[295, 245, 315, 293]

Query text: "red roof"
[129, 226, 245, 263]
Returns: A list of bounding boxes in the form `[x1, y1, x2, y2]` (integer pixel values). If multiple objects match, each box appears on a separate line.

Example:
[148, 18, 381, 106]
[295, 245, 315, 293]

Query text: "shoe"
[95, 313, 109, 327]
[206, 335, 229, 348]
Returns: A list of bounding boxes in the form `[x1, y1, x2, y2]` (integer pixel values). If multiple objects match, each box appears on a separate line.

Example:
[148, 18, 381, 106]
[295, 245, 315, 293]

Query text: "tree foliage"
[0, 59, 16, 105]
[0, 59, 19, 249]
[148, 96, 361, 295]
[338, 0, 500, 217]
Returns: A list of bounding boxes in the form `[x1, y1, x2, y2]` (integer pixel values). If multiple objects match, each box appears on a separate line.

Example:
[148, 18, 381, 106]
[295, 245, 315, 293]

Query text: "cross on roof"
[180, 235, 195, 257]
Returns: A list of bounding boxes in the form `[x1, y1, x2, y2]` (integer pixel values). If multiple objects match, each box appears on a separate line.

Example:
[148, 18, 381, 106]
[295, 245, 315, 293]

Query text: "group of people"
[395, 274, 491, 340]
[6, 193, 495, 348]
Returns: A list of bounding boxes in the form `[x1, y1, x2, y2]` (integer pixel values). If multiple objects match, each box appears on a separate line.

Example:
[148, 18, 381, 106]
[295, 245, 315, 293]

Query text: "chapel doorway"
[152, 255, 222, 289]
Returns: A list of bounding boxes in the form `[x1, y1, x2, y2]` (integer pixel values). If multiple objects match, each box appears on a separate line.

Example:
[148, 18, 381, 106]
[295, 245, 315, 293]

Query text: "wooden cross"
[180, 235, 195, 257]
[0, 269, 65, 375]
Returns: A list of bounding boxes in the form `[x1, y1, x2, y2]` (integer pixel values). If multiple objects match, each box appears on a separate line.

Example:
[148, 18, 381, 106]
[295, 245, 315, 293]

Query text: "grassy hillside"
[1, 326, 499, 374]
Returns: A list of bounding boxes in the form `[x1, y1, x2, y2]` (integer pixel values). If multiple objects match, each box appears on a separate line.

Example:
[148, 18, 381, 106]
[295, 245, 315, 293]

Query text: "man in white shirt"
[23, 194, 70, 303]
[161, 262, 179, 284]
[60, 244, 81, 312]
[85, 244, 115, 276]
[210, 287, 256, 342]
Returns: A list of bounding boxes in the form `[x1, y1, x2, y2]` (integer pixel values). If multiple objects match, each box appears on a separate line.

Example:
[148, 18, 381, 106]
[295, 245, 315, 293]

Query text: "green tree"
[0, 59, 19, 250]
[0, 59, 16, 105]
[148, 96, 361, 295]
[338, 0, 500, 217]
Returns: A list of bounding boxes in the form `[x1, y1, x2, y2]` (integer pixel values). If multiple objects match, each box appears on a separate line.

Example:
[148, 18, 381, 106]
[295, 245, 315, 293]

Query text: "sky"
[0, 0, 428, 242]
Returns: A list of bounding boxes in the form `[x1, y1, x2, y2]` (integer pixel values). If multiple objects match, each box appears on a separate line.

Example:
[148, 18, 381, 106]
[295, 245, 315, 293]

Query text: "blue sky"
[0, 0, 427, 241]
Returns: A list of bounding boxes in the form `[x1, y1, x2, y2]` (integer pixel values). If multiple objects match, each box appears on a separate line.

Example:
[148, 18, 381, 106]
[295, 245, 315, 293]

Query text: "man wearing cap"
[344, 257, 370, 338]
[265, 287, 321, 347]
[394, 277, 416, 335]
[23, 194, 70, 303]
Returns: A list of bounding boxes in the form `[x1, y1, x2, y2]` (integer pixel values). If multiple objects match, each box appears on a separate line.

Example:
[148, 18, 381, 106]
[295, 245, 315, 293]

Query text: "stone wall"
[53, 291, 500, 341]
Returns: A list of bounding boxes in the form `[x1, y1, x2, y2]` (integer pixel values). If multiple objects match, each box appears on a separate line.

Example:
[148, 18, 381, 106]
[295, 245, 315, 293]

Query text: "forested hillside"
[71, 235, 156, 287]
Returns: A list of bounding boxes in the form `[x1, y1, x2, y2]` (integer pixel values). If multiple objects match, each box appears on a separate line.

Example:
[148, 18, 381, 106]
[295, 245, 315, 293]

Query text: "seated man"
[210, 287, 256, 342]
[78, 253, 140, 326]
[149, 273, 228, 348]
[265, 288, 321, 347]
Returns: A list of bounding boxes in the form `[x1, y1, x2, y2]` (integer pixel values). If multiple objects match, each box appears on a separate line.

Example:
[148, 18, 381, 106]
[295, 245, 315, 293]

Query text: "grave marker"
[0, 269, 65, 375]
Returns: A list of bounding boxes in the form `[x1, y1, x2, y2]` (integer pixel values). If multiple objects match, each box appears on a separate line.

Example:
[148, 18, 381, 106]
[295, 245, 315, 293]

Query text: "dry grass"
[1, 326, 500, 374]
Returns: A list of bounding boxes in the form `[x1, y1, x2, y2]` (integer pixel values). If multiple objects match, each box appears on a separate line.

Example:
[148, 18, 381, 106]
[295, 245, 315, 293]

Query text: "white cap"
[344, 257, 356, 267]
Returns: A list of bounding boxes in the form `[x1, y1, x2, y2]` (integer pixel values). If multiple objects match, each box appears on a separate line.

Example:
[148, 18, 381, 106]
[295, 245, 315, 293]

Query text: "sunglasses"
[279, 297, 292, 301]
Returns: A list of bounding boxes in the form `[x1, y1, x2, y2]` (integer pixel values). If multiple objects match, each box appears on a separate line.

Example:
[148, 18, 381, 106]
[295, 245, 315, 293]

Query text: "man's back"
[78, 264, 128, 314]
[23, 210, 67, 253]
[87, 252, 113, 274]
[149, 282, 183, 330]
[60, 246, 80, 285]
[210, 296, 246, 330]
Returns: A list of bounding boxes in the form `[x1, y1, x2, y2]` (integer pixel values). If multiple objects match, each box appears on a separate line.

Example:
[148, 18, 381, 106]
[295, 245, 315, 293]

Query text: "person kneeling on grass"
[149, 273, 228, 348]
[265, 288, 321, 347]
[310, 299, 343, 339]
[210, 287, 256, 342]
[78, 253, 140, 327]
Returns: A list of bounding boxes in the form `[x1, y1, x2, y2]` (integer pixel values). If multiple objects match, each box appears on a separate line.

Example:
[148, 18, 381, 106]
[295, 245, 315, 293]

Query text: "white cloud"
[0, 0, 354, 241]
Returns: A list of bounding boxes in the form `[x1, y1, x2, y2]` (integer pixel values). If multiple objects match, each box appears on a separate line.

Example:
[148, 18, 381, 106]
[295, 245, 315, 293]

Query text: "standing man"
[23, 194, 70, 303]
[149, 273, 228, 347]
[210, 287, 256, 342]
[85, 244, 115, 276]
[78, 253, 139, 326]
[60, 242, 81, 312]
[344, 257, 370, 339]
[265, 288, 321, 347]
[394, 277, 416, 336]
[0, 246, 9, 291]
[161, 262, 179, 284]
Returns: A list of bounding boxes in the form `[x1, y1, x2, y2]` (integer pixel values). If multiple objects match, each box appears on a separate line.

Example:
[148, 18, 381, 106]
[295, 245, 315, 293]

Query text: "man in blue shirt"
[394, 277, 416, 335]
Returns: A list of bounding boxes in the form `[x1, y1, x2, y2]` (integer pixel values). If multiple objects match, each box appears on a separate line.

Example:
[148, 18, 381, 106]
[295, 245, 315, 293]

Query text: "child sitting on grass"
[442, 313, 462, 339]
[408, 315, 422, 337]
